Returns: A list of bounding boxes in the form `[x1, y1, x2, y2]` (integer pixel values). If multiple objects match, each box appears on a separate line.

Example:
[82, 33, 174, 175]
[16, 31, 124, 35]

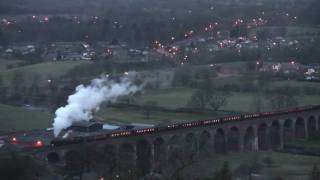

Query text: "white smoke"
[53, 73, 140, 137]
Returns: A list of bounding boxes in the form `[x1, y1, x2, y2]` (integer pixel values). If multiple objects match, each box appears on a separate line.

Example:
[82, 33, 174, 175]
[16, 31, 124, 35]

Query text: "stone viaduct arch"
[244, 126, 256, 151]
[258, 123, 269, 150]
[308, 116, 317, 138]
[227, 126, 240, 152]
[39, 109, 320, 179]
[295, 117, 306, 139]
[198, 130, 211, 153]
[269, 120, 281, 149]
[283, 119, 293, 143]
[214, 128, 226, 154]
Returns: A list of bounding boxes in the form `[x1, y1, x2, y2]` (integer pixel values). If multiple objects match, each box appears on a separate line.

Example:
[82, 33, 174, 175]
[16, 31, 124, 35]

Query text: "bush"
[263, 157, 273, 167]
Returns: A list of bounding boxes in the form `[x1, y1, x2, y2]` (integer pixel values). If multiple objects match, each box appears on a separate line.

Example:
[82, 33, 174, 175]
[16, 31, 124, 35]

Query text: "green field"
[139, 88, 320, 112]
[271, 80, 320, 88]
[97, 107, 226, 125]
[286, 139, 320, 149]
[0, 104, 52, 132]
[0, 60, 89, 84]
[0, 104, 224, 131]
[140, 87, 195, 109]
[261, 152, 320, 179]
[223, 92, 320, 112]
[0, 59, 23, 71]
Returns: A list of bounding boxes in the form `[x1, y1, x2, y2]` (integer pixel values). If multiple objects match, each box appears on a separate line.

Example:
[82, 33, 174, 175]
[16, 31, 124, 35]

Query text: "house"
[259, 62, 305, 74]
[280, 62, 303, 74]
[128, 49, 143, 56]
[3, 48, 14, 57]
[305, 68, 316, 75]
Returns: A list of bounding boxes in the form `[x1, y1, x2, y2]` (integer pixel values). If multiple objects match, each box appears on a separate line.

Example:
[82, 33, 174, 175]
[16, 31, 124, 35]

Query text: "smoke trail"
[53, 73, 140, 137]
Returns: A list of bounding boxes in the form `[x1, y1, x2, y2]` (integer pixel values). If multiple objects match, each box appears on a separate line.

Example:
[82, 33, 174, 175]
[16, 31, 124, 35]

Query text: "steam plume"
[53, 73, 140, 137]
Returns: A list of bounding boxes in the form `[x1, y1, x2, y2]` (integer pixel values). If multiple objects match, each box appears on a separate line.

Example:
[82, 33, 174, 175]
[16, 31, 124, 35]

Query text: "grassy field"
[223, 92, 320, 112]
[286, 139, 320, 149]
[1, 90, 318, 130]
[262, 152, 320, 179]
[140, 87, 195, 109]
[271, 80, 320, 88]
[97, 107, 226, 125]
[0, 59, 23, 71]
[189, 152, 320, 180]
[0, 104, 52, 131]
[0, 60, 89, 84]
[0, 104, 225, 131]
[214, 76, 320, 89]
[139, 88, 320, 112]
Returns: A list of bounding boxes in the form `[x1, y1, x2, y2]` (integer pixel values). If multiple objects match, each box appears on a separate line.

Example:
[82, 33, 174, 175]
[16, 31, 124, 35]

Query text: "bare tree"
[252, 93, 262, 112]
[143, 100, 158, 119]
[310, 163, 320, 180]
[209, 93, 228, 111]
[269, 94, 298, 110]
[187, 90, 208, 110]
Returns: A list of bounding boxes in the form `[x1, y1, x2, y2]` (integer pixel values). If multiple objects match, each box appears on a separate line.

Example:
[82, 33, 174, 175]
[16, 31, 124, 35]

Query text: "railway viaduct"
[34, 108, 320, 179]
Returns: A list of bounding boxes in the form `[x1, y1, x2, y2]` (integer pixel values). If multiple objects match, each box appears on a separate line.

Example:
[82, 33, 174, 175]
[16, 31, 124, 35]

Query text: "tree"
[117, 95, 137, 105]
[0, 29, 9, 47]
[256, 29, 271, 41]
[172, 66, 192, 87]
[302, 0, 320, 25]
[246, 61, 256, 71]
[11, 70, 25, 87]
[258, 71, 272, 88]
[143, 101, 158, 120]
[28, 83, 41, 104]
[187, 90, 208, 110]
[196, 68, 215, 97]
[271, 177, 285, 180]
[110, 38, 119, 45]
[56, 50, 62, 61]
[165, 147, 197, 180]
[269, 94, 286, 110]
[0, 154, 43, 180]
[262, 157, 273, 167]
[230, 25, 247, 38]
[252, 93, 262, 112]
[134, 28, 142, 43]
[310, 164, 320, 180]
[0, 75, 4, 89]
[209, 92, 228, 111]
[0, 86, 7, 102]
[269, 93, 298, 110]
[213, 161, 232, 180]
